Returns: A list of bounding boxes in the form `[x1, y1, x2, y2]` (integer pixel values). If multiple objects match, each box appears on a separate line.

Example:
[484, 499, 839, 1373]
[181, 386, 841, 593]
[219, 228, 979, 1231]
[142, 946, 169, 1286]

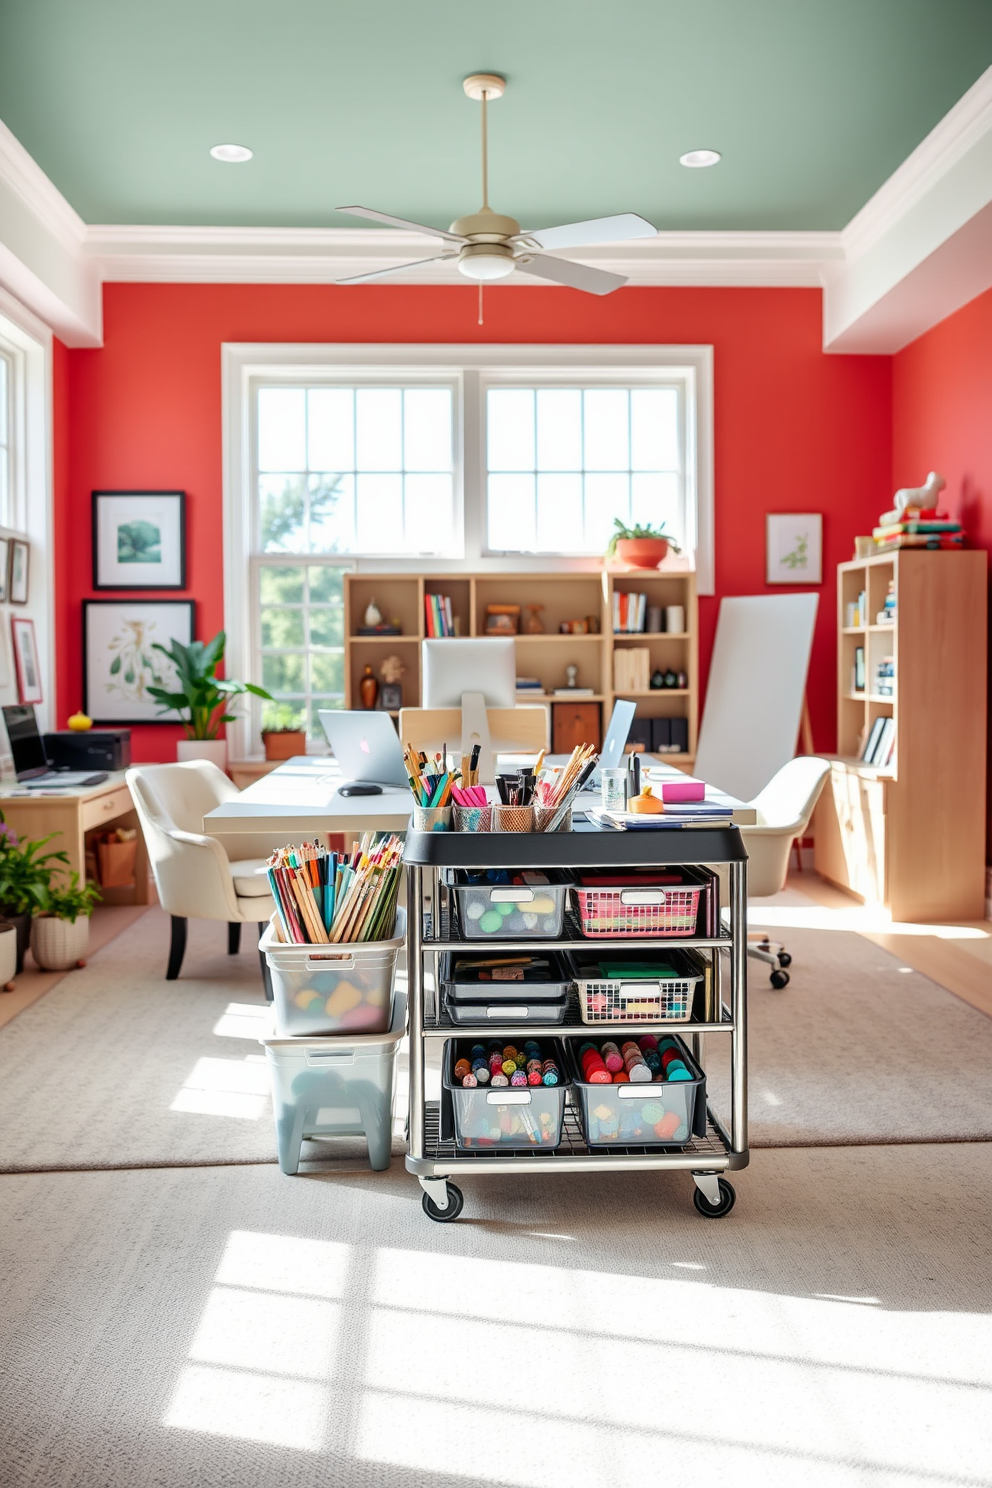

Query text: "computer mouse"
[338, 782, 383, 796]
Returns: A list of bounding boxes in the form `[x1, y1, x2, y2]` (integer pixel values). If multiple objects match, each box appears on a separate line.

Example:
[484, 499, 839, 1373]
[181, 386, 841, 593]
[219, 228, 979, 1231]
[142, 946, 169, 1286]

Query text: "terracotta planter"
[262, 730, 307, 761]
[177, 739, 228, 771]
[30, 913, 91, 972]
[613, 537, 670, 570]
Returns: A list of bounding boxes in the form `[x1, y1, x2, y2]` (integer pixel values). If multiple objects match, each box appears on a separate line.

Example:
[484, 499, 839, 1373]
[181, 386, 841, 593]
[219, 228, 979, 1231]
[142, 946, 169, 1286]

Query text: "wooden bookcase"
[813, 549, 987, 921]
[343, 568, 698, 765]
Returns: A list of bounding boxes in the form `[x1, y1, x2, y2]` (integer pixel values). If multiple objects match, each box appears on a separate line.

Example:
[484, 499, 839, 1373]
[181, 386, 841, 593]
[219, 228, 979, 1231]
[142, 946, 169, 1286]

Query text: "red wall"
[892, 286, 992, 851]
[54, 283, 892, 760]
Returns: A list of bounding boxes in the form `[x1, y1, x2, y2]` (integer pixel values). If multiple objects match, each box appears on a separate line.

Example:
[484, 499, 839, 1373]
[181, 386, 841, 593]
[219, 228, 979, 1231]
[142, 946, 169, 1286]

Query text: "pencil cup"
[492, 804, 535, 833]
[536, 805, 572, 833]
[413, 805, 452, 833]
[454, 805, 492, 832]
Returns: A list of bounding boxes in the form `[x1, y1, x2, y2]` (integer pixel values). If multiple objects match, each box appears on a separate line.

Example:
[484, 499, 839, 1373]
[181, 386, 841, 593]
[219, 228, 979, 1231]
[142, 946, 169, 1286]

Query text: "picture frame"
[83, 599, 194, 723]
[92, 490, 186, 590]
[379, 682, 402, 711]
[9, 539, 29, 604]
[0, 537, 9, 604]
[854, 646, 866, 693]
[11, 616, 43, 704]
[766, 513, 822, 585]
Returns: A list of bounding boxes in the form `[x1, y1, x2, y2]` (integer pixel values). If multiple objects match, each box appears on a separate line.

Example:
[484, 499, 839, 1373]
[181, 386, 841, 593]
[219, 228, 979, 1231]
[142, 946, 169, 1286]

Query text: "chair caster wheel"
[422, 1183, 464, 1223]
[693, 1178, 736, 1218]
[770, 968, 790, 989]
[777, 951, 792, 968]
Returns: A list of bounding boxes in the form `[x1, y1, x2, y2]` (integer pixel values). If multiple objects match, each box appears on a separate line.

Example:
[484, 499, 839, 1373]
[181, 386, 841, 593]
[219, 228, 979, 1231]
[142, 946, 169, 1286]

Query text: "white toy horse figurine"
[893, 471, 946, 516]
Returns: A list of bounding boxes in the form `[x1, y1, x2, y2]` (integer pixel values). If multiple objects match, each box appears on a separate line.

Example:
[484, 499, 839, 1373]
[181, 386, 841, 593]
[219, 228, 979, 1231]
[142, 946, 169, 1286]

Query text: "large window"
[0, 350, 11, 526]
[254, 561, 347, 739]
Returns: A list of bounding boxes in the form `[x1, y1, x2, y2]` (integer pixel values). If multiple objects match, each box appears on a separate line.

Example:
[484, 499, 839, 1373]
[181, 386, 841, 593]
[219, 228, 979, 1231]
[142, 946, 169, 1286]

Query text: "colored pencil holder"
[492, 804, 535, 833]
[454, 804, 492, 832]
[413, 805, 452, 833]
[536, 805, 572, 833]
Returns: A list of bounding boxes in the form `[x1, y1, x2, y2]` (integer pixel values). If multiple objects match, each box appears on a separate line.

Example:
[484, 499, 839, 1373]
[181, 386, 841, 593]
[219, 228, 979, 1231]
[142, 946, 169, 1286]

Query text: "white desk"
[203, 754, 754, 839]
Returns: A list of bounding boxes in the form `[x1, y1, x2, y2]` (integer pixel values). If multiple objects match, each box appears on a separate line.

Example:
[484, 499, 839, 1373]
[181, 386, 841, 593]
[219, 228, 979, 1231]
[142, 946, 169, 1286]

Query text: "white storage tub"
[260, 907, 405, 1038]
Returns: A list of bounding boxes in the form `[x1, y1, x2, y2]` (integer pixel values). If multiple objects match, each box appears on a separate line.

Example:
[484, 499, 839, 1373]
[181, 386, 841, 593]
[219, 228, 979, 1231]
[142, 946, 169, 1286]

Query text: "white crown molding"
[0, 119, 85, 250]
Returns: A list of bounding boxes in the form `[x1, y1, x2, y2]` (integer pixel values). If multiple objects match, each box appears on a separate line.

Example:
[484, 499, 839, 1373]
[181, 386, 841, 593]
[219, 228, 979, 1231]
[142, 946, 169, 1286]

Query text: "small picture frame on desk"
[11, 616, 42, 704]
[766, 513, 822, 585]
[92, 490, 186, 589]
[9, 540, 29, 604]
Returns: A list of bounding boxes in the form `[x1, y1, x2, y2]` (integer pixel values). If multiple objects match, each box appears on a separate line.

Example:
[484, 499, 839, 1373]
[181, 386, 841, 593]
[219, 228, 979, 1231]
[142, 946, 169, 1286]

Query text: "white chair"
[725, 756, 830, 988]
[126, 761, 277, 984]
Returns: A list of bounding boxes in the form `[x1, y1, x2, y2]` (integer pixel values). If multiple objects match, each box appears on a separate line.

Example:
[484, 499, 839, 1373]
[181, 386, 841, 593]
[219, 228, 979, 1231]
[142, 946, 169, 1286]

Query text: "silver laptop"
[318, 710, 409, 788]
[588, 699, 637, 788]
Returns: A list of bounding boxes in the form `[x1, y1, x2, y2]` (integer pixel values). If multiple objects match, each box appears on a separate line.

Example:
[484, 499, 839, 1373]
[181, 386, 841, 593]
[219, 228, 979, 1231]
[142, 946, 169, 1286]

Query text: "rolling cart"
[404, 823, 748, 1222]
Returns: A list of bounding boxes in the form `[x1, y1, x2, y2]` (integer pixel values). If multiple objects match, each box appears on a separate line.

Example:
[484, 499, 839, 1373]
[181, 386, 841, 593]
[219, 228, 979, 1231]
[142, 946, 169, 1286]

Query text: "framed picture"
[92, 490, 186, 589]
[766, 513, 822, 585]
[0, 538, 9, 604]
[83, 599, 194, 723]
[9, 539, 29, 604]
[11, 616, 43, 704]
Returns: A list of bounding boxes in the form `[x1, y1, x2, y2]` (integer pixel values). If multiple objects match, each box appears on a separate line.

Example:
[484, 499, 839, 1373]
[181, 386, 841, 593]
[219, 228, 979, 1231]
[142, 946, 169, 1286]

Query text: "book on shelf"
[424, 593, 455, 637]
[552, 686, 595, 696]
[873, 519, 962, 538]
[612, 591, 646, 633]
[612, 646, 651, 692]
[515, 676, 544, 692]
[874, 532, 963, 550]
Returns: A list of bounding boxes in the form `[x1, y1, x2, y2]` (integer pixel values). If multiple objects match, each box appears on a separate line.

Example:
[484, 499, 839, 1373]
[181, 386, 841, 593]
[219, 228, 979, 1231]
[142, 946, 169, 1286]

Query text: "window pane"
[0, 356, 7, 442]
[631, 388, 679, 470]
[404, 474, 453, 551]
[631, 472, 681, 538]
[0, 448, 7, 521]
[307, 474, 352, 552]
[488, 390, 534, 471]
[356, 389, 402, 471]
[583, 390, 629, 471]
[310, 651, 344, 693]
[355, 474, 402, 551]
[536, 473, 582, 550]
[585, 472, 630, 551]
[536, 389, 581, 471]
[262, 653, 306, 694]
[403, 389, 452, 471]
[260, 608, 304, 649]
[488, 473, 536, 551]
[258, 388, 306, 471]
[310, 699, 343, 735]
[307, 566, 345, 604]
[259, 566, 304, 605]
[308, 607, 344, 647]
[307, 388, 354, 470]
[260, 475, 307, 552]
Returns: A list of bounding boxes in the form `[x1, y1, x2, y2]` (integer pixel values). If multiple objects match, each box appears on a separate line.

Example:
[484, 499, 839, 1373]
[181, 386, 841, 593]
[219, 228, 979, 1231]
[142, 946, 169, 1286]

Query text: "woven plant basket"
[30, 914, 91, 972]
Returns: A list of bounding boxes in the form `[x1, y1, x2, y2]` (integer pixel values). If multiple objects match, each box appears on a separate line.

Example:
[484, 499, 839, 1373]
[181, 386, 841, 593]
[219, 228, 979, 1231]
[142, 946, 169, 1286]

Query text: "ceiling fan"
[335, 73, 657, 295]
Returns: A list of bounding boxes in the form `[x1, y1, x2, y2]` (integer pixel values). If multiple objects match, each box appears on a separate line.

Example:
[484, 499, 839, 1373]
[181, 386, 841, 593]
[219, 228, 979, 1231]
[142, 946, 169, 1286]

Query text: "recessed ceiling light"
[680, 149, 721, 169]
[210, 144, 253, 164]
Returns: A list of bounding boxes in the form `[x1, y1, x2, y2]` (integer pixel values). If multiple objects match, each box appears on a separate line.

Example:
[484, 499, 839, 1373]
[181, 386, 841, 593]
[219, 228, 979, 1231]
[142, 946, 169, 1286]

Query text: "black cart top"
[403, 822, 747, 869]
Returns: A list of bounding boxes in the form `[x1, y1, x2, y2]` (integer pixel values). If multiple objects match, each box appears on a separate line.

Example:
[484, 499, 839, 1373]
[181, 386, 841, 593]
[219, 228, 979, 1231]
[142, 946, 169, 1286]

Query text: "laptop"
[318, 710, 409, 789]
[2, 705, 109, 788]
[588, 699, 637, 789]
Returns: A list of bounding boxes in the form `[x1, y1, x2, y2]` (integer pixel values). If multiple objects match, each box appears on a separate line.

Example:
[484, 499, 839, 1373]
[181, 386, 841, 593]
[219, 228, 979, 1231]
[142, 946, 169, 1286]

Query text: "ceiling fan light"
[679, 148, 721, 169]
[457, 244, 516, 281]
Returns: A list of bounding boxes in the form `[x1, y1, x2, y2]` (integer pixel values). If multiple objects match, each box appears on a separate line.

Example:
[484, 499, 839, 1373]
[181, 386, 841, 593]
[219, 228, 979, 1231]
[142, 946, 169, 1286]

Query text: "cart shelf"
[424, 906, 732, 954]
[423, 986, 734, 1038]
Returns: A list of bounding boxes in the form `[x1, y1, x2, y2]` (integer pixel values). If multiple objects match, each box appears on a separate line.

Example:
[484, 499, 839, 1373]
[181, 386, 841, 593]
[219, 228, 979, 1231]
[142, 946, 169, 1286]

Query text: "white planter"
[177, 739, 228, 771]
[30, 914, 91, 972]
[0, 924, 16, 986]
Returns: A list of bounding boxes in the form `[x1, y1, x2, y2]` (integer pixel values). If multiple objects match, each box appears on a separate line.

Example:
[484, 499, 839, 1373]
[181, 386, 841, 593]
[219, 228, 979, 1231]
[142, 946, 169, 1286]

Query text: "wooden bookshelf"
[343, 569, 698, 764]
[813, 549, 987, 921]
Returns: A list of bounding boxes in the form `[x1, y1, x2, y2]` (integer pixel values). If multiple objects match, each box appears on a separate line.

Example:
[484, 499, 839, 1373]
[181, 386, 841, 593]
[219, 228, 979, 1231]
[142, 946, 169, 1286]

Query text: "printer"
[44, 729, 131, 772]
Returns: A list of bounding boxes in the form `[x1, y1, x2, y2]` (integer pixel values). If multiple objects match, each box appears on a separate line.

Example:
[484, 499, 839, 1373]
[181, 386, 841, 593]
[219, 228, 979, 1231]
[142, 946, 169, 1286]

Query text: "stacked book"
[613, 591, 646, 632]
[873, 506, 963, 551]
[875, 578, 896, 626]
[613, 646, 651, 693]
[424, 592, 455, 636]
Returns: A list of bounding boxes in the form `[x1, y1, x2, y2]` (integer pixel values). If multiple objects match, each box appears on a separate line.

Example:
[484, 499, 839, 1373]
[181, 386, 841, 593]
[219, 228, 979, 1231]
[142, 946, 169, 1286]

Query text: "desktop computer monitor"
[422, 638, 516, 708]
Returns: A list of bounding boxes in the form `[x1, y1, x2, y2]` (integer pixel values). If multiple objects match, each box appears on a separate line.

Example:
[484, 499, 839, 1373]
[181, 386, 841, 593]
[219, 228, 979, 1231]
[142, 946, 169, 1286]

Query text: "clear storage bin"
[260, 993, 406, 1173]
[442, 1038, 568, 1149]
[441, 951, 571, 1026]
[450, 871, 569, 940]
[260, 907, 405, 1038]
[566, 1035, 706, 1148]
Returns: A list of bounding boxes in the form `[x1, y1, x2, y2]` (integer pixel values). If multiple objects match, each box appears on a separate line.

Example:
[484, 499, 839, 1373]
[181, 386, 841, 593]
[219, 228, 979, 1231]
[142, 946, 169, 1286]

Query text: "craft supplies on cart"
[566, 948, 702, 1024]
[450, 868, 570, 939]
[260, 992, 406, 1173]
[571, 868, 706, 938]
[567, 1034, 707, 1148]
[260, 907, 406, 1037]
[441, 952, 571, 1025]
[441, 1037, 568, 1149]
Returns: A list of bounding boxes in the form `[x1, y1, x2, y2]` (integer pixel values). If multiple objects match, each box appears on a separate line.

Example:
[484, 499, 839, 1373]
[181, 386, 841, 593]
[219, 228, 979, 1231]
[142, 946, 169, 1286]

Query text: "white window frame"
[223, 343, 714, 760]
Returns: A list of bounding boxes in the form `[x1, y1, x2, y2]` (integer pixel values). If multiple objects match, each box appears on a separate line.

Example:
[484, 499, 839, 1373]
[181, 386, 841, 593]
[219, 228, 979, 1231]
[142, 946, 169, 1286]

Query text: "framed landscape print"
[11, 616, 43, 704]
[766, 513, 822, 585]
[10, 539, 29, 603]
[83, 599, 194, 723]
[92, 490, 186, 589]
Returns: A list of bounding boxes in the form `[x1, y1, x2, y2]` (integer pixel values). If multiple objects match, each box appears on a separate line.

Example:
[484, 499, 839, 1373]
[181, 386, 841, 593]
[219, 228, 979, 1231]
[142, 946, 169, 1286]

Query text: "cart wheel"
[693, 1178, 736, 1218]
[770, 968, 790, 989]
[777, 951, 792, 968]
[422, 1183, 464, 1223]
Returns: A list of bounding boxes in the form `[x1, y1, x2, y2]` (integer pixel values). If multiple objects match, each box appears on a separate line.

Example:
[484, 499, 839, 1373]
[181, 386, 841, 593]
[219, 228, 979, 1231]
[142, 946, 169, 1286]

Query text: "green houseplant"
[0, 819, 71, 973]
[31, 874, 102, 972]
[605, 518, 682, 570]
[147, 631, 272, 770]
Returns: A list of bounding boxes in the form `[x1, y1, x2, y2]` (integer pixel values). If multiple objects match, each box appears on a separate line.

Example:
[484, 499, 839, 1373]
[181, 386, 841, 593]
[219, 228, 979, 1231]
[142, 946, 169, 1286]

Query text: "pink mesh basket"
[572, 884, 702, 938]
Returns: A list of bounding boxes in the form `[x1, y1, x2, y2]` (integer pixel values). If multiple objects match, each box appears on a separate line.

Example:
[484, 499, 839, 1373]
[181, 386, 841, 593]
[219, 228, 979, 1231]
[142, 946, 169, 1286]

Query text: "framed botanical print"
[92, 490, 186, 589]
[83, 599, 194, 723]
[9, 539, 29, 604]
[11, 616, 43, 704]
[0, 538, 10, 604]
[766, 513, 822, 585]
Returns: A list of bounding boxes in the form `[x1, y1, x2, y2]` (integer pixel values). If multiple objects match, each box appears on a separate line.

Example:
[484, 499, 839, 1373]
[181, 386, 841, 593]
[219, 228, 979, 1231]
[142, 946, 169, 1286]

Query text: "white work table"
[203, 755, 755, 839]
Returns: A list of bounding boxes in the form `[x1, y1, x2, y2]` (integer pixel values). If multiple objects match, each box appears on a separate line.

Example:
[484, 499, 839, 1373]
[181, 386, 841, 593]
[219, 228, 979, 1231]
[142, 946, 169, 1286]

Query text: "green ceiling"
[1, 0, 991, 233]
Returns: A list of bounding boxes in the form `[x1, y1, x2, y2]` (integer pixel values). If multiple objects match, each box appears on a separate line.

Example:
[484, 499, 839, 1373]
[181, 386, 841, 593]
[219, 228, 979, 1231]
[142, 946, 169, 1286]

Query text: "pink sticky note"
[661, 777, 706, 803]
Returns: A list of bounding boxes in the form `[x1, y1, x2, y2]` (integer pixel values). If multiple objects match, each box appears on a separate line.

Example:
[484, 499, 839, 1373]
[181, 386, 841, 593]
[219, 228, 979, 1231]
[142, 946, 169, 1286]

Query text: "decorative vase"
[0, 921, 17, 987]
[359, 665, 379, 710]
[30, 914, 91, 972]
[177, 739, 228, 771]
[262, 729, 307, 761]
[364, 599, 383, 627]
[0, 909, 30, 975]
[614, 537, 669, 570]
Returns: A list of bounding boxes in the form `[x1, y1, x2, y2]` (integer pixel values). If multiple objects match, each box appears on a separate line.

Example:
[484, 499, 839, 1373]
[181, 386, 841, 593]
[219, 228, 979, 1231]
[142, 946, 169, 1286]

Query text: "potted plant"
[147, 630, 272, 771]
[0, 819, 71, 973]
[605, 519, 682, 570]
[261, 702, 308, 761]
[31, 874, 102, 972]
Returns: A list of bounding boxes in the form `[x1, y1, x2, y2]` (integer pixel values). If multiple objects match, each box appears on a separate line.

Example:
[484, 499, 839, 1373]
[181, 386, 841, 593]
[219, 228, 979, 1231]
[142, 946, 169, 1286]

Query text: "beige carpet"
[1, 900, 991, 1172]
[1, 1145, 990, 1488]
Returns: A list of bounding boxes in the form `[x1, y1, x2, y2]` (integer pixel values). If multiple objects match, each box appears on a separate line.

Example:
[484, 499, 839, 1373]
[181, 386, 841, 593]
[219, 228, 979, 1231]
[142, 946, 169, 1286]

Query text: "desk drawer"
[81, 787, 133, 832]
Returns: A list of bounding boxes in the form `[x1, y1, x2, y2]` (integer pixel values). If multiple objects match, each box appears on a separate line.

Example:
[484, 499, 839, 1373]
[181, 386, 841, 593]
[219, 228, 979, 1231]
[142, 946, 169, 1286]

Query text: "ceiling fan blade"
[515, 254, 628, 296]
[516, 213, 656, 251]
[337, 256, 454, 285]
[335, 205, 464, 243]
